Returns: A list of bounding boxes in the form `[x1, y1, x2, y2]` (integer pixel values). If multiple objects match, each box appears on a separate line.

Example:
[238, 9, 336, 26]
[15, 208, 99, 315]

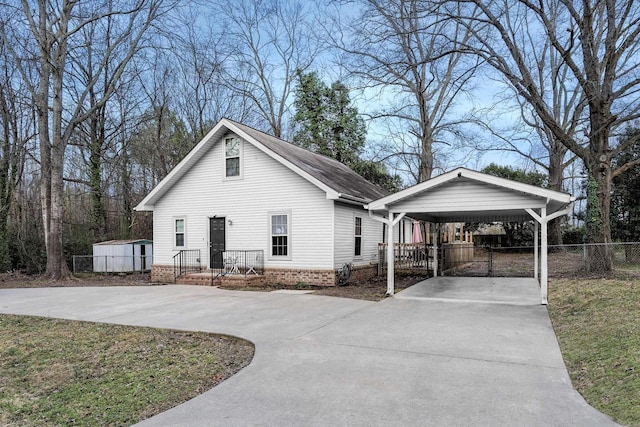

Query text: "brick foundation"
[264, 267, 336, 286]
[151, 263, 379, 287]
[151, 264, 174, 283]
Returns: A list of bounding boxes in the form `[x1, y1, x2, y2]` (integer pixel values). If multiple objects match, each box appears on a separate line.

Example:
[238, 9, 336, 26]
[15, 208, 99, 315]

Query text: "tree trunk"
[547, 150, 566, 246]
[89, 111, 107, 241]
[44, 2, 71, 280]
[585, 162, 614, 273]
[418, 94, 434, 182]
[46, 157, 69, 279]
[419, 132, 433, 182]
[45, 56, 70, 279]
[121, 149, 133, 240]
[0, 91, 15, 271]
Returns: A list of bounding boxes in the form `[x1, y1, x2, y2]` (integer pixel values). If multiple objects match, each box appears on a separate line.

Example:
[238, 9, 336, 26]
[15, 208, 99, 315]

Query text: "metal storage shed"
[92, 239, 153, 273]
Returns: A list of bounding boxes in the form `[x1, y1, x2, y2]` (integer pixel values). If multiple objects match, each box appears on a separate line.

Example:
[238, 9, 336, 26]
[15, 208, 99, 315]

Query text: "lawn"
[549, 278, 640, 427]
[0, 315, 254, 426]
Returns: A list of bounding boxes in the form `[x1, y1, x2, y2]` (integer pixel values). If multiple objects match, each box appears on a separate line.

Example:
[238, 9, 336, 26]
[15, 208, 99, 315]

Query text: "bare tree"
[172, 6, 257, 142]
[215, 0, 320, 137]
[4, 0, 170, 279]
[454, 0, 640, 267]
[326, 0, 483, 183]
[0, 31, 30, 271]
[473, 23, 584, 244]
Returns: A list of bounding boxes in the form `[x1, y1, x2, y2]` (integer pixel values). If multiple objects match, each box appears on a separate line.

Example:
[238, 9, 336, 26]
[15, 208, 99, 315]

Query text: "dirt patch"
[0, 272, 428, 301]
[0, 272, 152, 289]
[218, 273, 429, 301]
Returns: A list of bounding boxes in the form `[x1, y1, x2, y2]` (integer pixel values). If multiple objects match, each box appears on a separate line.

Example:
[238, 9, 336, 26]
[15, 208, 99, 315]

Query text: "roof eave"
[133, 203, 154, 212]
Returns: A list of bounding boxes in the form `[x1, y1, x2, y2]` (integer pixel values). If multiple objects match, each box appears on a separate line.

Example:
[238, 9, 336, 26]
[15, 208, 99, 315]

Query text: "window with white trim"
[174, 218, 186, 248]
[270, 213, 289, 257]
[225, 137, 241, 177]
[354, 216, 362, 256]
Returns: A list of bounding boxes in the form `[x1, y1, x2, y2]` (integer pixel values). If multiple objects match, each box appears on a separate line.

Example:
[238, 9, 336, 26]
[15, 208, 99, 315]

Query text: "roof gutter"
[336, 193, 371, 206]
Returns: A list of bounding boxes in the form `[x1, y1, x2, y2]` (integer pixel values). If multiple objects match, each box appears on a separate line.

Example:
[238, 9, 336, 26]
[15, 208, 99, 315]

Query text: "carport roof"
[366, 167, 574, 223]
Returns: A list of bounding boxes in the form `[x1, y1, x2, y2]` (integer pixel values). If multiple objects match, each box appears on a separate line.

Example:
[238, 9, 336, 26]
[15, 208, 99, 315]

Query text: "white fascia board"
[367, 168, 465, 210]
[458, 168, 573, 203]
[134, 120, 231, 211]
[225, 122, 341, 201]
[368, 167, 572, 211]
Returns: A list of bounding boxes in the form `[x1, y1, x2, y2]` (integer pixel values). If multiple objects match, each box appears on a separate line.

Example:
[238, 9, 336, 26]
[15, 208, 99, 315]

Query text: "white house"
[135, 118, 400, 286]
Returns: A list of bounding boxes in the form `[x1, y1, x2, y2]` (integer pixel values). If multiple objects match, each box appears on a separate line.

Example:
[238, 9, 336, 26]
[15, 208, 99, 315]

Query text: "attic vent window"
[225, 137, 241, 177]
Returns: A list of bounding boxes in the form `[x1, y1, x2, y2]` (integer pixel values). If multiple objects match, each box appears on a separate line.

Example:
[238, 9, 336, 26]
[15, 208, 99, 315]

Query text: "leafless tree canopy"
[450, 0, 640, 258]
[323, 0, 484, 182]
[0, 0, 638, 275]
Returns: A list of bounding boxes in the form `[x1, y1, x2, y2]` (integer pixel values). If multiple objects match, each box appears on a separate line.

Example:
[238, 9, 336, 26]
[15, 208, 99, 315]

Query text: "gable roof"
[135, 118, 388, 211]
[367, 167, 574, 223]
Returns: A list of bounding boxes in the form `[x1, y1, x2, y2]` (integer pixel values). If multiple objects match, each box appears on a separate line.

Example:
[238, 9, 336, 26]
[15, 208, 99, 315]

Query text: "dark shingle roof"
[229, 120, 389, 202]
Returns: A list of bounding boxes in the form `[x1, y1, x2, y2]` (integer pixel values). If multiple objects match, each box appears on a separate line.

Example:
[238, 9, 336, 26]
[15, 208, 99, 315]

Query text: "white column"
[540, 207, 548, 305]
[387, 213, 396, 296]
[527, 203, 573, 305]
[384, 212, 407, 296]
[534, 221, 539, 280]
[433, 224, 439, 277]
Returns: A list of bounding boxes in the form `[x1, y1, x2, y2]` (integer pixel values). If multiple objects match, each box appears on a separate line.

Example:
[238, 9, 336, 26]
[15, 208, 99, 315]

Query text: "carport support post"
[527, 204, 573, 305]
[432, 225, 439, 278]
[540, 208, 548, 304]
[534, 222, 539, 280]
[526, 207, 549, 304]
[386, 212, 406, 296]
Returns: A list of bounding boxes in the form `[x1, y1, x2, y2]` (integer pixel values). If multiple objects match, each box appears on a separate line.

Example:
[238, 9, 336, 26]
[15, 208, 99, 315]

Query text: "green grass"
[0, 315, 254, 426]
[549, 279, 640, 426]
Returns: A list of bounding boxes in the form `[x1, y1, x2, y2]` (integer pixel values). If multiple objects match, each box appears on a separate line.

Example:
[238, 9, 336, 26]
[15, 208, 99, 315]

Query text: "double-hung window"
[270, 213, 289, 257]
[354, 217, 362, 256]
[175, 218, 186, 248]
[225, 137, 241, 177]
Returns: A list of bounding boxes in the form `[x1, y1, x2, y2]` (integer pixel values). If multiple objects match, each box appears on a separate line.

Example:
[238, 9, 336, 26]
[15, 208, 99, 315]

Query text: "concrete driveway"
[0, 278, 618, 426]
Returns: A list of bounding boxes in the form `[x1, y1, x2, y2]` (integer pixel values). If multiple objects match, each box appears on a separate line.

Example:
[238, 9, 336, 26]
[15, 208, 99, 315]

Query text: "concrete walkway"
[0, 279, 618, 426]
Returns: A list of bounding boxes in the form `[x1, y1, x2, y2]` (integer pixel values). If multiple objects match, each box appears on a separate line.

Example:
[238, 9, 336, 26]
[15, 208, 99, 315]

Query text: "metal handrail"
[173, 250, 201, 282]
[209, 250, 264, 284]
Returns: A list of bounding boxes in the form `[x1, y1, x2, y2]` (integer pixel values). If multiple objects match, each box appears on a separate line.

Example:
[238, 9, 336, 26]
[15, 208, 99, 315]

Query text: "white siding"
[395, 180, 546, 213]
[391, 218, 413, 244]
[153, 135, 335, 269]
[334, 204, 383, 267]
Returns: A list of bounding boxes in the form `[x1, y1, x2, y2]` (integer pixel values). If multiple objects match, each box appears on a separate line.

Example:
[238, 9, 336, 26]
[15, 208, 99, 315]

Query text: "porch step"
[176, 271, 265, 287]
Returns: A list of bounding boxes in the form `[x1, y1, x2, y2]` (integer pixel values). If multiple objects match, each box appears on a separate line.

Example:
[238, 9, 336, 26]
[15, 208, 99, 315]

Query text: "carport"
[366, 168, 574, 304]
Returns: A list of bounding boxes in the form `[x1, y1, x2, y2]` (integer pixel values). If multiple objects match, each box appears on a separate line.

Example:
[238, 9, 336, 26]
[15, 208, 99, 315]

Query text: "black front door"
[209, 217, 225, 268]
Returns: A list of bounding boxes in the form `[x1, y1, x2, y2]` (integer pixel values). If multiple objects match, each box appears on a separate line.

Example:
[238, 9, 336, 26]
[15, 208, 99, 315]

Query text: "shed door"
[209, 217, 225, 268]
[140, 244, 146, 271]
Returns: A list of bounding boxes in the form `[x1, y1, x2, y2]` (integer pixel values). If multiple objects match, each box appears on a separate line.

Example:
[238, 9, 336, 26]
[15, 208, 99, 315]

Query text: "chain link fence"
[381, 242, 640, 278]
